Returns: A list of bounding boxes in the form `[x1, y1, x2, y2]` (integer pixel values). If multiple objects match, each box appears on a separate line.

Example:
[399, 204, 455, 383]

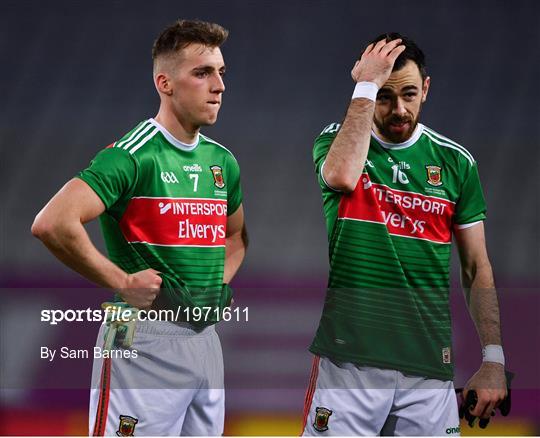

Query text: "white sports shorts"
[302, 356, 460, 436]
[89, 320, 224, 436]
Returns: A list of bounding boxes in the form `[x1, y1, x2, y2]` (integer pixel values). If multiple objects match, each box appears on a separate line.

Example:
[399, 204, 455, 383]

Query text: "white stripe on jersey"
[319, 123, 341, 135]
[131, 196, 227, 202]
[115, 121, 150, 149]
[423, 127, 475, 164]
[122, 123, 155, 151]
[129, 128, 159, 154]
[424, 126, 470, 152]
[423, 131, 474, 165]
[128, 241, 226, 248]
[200, 133, 236, 159]
[455, 220, 482, 229]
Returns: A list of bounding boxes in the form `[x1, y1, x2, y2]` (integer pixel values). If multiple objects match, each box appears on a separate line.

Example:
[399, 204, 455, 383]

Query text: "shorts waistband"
[134, 320, 216, 337]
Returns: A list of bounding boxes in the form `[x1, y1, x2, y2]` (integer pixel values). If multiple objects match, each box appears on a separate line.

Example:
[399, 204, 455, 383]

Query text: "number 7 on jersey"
[189, 174, 199, 192]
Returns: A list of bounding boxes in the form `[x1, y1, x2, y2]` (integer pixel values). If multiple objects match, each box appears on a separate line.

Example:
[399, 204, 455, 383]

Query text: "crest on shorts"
[442, 347, 452, 364]
[313, 407, 332, 432]
[116, 415, 138, 436]
[210, 165, 225, 189]
[426, 165, 443, 186]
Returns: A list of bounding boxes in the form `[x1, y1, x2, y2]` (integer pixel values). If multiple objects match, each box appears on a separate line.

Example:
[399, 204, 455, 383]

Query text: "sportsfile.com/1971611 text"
[40, 306, 249, 325]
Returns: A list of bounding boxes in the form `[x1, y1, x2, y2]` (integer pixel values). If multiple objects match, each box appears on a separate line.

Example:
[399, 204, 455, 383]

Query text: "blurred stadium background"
[1, 0, 539, 435]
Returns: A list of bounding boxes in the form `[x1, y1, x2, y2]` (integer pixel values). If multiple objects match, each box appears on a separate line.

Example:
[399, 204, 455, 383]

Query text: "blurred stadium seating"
[1, 0, 538, 435]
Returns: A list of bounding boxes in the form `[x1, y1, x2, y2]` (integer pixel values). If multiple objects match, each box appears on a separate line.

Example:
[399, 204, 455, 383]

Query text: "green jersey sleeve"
[454, 159, 487, 226]
[77, 146, 138, 211]
[226, 154, 243, 216]
[313, 123, 341, 191]
[313, 123, 343, 240]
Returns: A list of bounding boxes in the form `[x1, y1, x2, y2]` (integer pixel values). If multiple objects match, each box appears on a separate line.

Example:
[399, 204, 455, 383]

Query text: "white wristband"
[482, 344, 505, 366]
[352, 81, 379, 102]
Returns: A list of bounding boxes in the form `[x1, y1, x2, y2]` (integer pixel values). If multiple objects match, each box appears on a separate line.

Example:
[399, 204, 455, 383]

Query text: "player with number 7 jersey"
[32, 20, 247, 436]
[78, 117, 242, 310]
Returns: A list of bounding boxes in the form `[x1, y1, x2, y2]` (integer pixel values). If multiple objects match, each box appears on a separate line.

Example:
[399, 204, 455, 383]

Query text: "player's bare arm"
[455, 222, 507, 419]
[223, 204, 247, 284]
[323, 38, 405, 192]
[31, 178, 161, 308]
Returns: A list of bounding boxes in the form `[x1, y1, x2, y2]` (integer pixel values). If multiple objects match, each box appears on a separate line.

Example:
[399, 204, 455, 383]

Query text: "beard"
[374, 107, 421, 144]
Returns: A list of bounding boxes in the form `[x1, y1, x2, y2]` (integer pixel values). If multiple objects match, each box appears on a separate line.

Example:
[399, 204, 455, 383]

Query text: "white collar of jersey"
[149, 118, 199, 151]
[371, 123, 424, 150]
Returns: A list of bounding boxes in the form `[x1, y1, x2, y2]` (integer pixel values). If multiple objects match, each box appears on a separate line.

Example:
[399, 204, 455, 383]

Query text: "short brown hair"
[152, 19, 228, 61]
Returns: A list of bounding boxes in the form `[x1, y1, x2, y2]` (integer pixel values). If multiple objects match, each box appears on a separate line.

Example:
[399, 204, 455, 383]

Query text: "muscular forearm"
[32, 179, 161, 308]
[323, 38, 405, 192]
[223, 231, 246, 284]
[462, 265, 507, 418]
[35, 220, 128, 289]
[462, 263, 502, 347]
[456, 219, 506, 414]
[324, 98, 374, 191]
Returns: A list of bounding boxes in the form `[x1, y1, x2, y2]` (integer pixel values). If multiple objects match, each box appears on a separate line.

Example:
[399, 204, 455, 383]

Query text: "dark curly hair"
[369, 32, 427, 80]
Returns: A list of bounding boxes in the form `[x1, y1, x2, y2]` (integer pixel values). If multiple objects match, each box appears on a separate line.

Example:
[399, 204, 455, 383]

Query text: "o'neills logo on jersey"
[338, 175, 455, 244]
[119, 197, 227, 247]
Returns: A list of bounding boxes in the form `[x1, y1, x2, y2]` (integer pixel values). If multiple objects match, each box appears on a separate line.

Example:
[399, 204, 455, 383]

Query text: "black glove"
[457, 370, 514, 429]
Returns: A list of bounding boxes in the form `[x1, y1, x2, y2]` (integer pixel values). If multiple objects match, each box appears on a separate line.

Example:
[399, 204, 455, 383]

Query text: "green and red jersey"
[78, 118, 242, 310]
[310, 122, 486, 380]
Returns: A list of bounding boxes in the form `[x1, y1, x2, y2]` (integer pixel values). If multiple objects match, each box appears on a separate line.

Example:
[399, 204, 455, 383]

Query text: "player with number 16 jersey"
[311, 120, 485, 381]
[302, 32, 506, 437]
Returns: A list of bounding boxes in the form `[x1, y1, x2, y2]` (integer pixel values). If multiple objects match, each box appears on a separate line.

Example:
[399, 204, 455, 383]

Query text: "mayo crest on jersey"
[310, 122, 486, 380]
[77, 118, 242, 312]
